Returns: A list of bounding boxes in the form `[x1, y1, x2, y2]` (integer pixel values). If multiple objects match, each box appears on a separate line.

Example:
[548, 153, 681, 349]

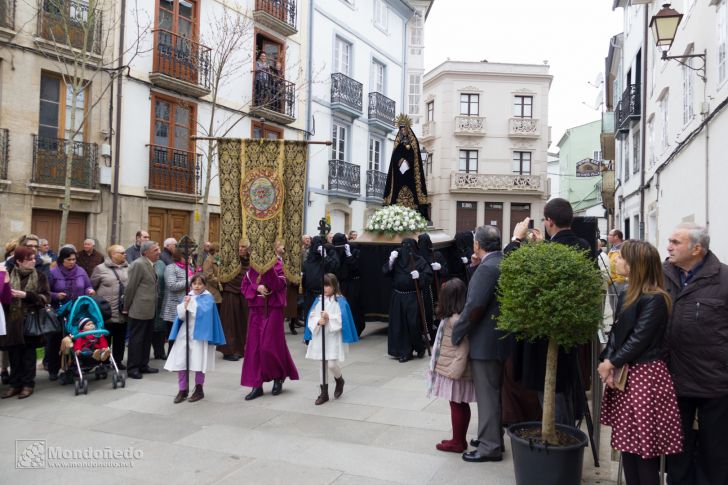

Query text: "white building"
[421, 60, 552, 237]
[607, 1, 728, 260]
[304, 0, 432, 236]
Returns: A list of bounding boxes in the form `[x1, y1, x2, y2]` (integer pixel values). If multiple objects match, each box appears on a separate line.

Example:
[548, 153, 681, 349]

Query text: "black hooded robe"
[417, 233, 449, 342]
[301, 236, 340, 320]
[383, 239, 433, 359]
[332, 233, 365, 337]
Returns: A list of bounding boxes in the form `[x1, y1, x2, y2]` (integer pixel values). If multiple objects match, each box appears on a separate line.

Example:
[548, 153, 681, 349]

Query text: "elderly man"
[160, 237, 177, 266]
[77, 239, 104, 277]
[38, 239, 57, 263]
[663, 224, 728, 485]
[125, 230, 150, 263]
[123, 241, 161, 379]
[452, 225, 507, 463]
[197, 241, 212, 268]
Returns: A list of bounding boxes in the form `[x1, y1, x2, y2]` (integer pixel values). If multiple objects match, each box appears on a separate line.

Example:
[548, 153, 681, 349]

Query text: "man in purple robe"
[241, 257, 299, 400]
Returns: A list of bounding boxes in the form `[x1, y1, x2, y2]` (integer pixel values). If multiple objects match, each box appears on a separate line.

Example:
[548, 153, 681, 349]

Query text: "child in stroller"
[73, 317, 111, 365]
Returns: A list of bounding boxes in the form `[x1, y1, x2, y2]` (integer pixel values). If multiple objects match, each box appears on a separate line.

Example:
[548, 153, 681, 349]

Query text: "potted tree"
[497, 241, 603, 485]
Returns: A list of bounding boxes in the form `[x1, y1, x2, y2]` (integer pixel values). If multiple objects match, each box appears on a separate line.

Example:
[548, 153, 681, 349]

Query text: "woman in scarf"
[48, 247, 94, 380]
[160, 249, 194, 358]
[0, 246, 51, 398]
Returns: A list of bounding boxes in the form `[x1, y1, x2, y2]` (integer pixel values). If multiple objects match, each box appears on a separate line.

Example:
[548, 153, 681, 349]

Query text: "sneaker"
[100, 349, 111, 361]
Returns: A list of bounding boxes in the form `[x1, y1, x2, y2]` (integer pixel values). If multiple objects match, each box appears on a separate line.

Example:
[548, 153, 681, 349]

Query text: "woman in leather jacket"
[598, 240, 683, 485]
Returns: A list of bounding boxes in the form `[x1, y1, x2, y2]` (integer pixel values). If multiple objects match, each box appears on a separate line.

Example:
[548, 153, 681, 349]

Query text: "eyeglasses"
[25, 243, 39, 248]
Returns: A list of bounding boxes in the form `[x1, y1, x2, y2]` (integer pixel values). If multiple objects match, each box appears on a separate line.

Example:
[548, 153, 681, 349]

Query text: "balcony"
[454, 115, 485, 136]
[0, 0, 15, 40]
[0, 128, 7, 179]
[146, 145, 201, 201]
[616, 83, 640, 133]
[508, 117, 540, 138]
[450, 171, 544, 194]
[250, 71, 296, 125]
[368, 92, 395, 133]
[601, 169, 615, 211]
[601, 111, 615, 161]
[31, 135, 98, 191]
[366, 169, 386, 202]
[330, 73, 363, 119]
[421, 121, 435, 141]
[36, 0, 102, 59]
[150, 29, 212, 98]
[253, 0, 297, 36]
[328, 159, 360, 199]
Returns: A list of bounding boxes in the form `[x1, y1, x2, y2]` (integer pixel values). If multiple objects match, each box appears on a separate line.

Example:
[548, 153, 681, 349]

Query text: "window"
[460, 94, 479, 116]
[426, 101, 434, 122]
[512, 151, 531, 175]
[719, 0, 726, 84]
[368, 137, 382, 171]
[648, 119, 655, 166]
[459, 150, 478, 173]
[39, 72, 88, 141]
[410, 10, 423, 55]
[593, 150, 603, 162]
[331, 122, 347, 161]
[373, 0, 387, 30]
[659, 93, 669, 152]
[632, 127, 640, 174]
[153, 95, 194, 154]
[334, 36, 351, 75]
[158, 0, 196, 39]
[682, 51, 694, 124]
[513, 95, 533, 118]
[424, 151, 433, 176]
[408, 73, 421, 124]
[623, 140, 630, 181]
[371, 60, 385, 93]
[150, 94, 196, 193]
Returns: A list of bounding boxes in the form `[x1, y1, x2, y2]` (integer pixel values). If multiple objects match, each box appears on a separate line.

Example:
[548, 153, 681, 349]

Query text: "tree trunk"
[196, 84, 219, 247]
[541, 337, 559, 445]
[59, 88, 79, 246]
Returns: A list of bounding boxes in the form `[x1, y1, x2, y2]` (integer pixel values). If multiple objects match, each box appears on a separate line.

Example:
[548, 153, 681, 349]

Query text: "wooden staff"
[409, 253, 432, 356]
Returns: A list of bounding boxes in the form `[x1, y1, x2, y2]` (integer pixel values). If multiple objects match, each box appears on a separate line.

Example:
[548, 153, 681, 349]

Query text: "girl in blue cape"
[165, 274, 226, 403]
[305, 273, 358, 405]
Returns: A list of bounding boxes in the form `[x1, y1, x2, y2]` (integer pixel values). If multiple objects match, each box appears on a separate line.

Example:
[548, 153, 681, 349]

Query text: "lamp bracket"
[661, 51, 706, 82]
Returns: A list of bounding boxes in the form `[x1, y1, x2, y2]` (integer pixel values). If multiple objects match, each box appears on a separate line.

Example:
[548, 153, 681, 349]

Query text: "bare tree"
[33, 0, 149, 245]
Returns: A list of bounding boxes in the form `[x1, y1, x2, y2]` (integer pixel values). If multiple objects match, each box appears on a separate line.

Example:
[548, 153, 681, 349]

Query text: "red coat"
[73, 334, 109, 353]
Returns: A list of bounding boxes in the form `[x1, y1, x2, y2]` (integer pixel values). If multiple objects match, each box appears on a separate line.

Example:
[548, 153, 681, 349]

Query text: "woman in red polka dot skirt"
[598, 240, 683, 485]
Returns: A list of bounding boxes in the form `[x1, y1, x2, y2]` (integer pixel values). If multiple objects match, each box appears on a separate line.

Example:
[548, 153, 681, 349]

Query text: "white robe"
[164, 293, 216, 373]
[305, 295, 348, 361]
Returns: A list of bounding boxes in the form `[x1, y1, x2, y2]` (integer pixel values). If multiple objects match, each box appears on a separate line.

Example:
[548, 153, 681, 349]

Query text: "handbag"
[40, 305, 62, 334]
[22, 311, 43, 337]
[111, 268, 125, 314]
[613, 364, 629, 391]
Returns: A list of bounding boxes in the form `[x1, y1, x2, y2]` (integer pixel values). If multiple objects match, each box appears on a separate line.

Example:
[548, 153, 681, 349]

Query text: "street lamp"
[649, 3, 705, 80]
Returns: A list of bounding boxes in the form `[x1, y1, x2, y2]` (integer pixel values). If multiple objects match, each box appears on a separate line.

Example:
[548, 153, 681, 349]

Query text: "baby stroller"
[57, 295, 125, 395]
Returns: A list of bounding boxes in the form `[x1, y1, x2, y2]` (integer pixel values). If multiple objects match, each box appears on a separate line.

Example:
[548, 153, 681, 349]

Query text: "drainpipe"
[302, 0, 314, 234]
[704, 59, 709, 231]
[110, 0, 126, 243]
[639, 4, 647, 240]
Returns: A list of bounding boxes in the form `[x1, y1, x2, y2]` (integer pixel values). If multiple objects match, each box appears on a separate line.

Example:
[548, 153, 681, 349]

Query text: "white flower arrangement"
[365, 205, 428, 237]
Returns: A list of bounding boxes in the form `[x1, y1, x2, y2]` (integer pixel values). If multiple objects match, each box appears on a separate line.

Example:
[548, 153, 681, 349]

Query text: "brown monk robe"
[217, 241, 250, 361]
[274, 240, 302, 335]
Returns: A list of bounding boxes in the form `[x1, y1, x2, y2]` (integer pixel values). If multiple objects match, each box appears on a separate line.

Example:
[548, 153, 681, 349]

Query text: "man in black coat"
[452, 225, 508, 463]
[503, 198, 592, 426]
[332, 233, 365, 336]
[383, 238, 432, 363]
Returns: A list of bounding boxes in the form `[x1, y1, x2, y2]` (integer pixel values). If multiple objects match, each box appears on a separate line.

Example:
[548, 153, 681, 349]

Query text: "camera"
[528, 219, 535, 230]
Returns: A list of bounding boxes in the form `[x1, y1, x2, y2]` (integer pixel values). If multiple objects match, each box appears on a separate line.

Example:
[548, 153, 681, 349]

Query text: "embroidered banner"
[218, 139, 307, 284]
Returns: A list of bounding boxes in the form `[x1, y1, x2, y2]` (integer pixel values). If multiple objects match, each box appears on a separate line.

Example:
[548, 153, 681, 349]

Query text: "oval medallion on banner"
[242, 168, 285, 220]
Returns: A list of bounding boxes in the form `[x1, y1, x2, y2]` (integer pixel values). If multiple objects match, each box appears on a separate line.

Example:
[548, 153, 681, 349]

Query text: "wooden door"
[483, 202, 503, 231]
[31, 209, 87, 250]
[455, 201, 477, 233]
[509, 203, 531, 237]
[148, 208, 190, 245]
[208, 213, 220, 243]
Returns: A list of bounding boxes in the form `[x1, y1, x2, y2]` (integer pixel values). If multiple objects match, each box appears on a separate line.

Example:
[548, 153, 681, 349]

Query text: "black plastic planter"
[507, 421, 588, 485]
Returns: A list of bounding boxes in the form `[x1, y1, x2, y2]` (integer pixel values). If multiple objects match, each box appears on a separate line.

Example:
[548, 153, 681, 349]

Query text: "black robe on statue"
[383, 239, 433, 360]
[383, 124, 429, 220]
[332, 233, 365, 336]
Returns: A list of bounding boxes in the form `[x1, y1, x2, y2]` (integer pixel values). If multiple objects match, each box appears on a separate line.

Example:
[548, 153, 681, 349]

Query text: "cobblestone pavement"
[0, 323, 618, 484]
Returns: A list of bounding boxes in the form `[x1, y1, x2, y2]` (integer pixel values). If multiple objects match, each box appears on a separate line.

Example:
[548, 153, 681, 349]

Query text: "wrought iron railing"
[0, 128, 8, 179]
[331, 73, 363, 113]
[153, 29, 212, 90]
[38, 0, 102, 54]
[328, 159, 360, 196]
[366, 169, 386, 199]
[148, 145, 201, 195]
[255, 0, 296, 30]
[252, 70, 296, 119]
[1, 0, 15, 29]
[616, 83, 640, 131]
[32, 135, 98, 189]
[368, 92, 395, 127]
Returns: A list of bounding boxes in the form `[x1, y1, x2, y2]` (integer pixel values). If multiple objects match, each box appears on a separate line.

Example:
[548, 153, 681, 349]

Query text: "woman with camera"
[91, 245, 129, 369]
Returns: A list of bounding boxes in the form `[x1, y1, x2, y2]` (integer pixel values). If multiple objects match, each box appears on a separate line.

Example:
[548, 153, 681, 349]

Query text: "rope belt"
[394, 289, 417, 295]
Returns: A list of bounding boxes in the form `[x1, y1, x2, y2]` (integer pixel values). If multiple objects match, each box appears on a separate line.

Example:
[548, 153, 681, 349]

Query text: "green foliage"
[497, 241, 603, 349]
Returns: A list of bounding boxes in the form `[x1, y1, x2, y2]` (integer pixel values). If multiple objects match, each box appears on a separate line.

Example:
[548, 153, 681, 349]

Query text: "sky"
[424, 0, 624, 152]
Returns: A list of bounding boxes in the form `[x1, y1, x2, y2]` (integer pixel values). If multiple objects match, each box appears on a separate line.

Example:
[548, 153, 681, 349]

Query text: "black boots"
[315, 384, 329, 405]
[174, 389, 188, 404]
[334, 376, 345, 399]
[245, 387, 264, 400]
[188, 384, 204, 402]
[289, 319, 298, 335]
[272, 379, 283, 396]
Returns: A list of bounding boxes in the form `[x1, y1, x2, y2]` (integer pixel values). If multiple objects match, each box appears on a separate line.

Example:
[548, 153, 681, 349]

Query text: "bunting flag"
[218, 139, 307, 284]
